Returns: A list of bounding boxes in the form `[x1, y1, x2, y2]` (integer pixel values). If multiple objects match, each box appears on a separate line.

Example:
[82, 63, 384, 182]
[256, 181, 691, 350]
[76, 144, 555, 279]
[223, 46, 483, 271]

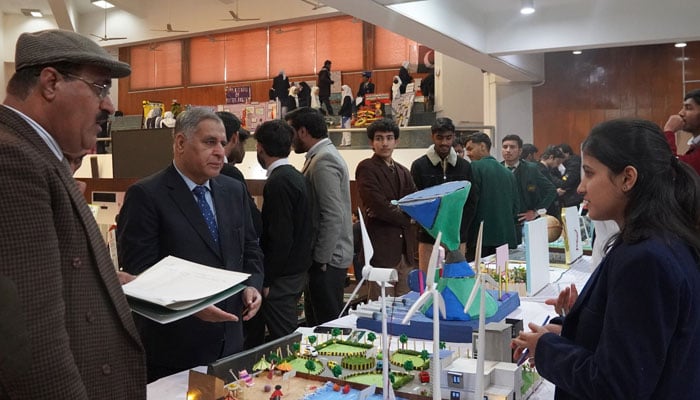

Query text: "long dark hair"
[582, 119, 700, 257]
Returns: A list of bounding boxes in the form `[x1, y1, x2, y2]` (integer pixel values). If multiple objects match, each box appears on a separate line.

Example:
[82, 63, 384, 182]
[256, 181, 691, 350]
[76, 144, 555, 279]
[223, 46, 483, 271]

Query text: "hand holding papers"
[122, 256, 249, 324]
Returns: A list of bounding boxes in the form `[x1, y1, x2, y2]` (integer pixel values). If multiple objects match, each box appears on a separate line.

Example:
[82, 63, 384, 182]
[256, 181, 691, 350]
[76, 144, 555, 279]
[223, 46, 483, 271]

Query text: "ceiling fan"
[152, 23, 189, 33]
[221, 0, 260, 21]
[301, 0, 328, 10]
[274, 27, 302, 34]
[90, 8, 127, 41]
[206, 34, 235, 42]
[151, 0, 189, 32]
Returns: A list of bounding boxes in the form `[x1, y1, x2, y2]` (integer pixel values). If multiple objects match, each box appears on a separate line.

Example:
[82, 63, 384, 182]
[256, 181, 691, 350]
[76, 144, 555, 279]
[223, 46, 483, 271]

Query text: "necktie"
[193, 186, 219, 243]
[508, 166, 516, 172]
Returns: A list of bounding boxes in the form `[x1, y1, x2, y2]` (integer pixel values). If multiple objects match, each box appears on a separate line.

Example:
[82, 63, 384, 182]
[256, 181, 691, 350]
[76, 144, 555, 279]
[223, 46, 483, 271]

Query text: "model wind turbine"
[463, 221, 498, 400]
[401, 232, 446, 400]
[339, 208, 397, 400]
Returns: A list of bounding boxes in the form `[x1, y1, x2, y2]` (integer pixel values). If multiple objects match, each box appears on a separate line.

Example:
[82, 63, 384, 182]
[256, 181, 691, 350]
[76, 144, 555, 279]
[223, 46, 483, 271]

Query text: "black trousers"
[244, 272, 306, 349]
[303, 263, 346, 326]
[319, 96, 334, 115]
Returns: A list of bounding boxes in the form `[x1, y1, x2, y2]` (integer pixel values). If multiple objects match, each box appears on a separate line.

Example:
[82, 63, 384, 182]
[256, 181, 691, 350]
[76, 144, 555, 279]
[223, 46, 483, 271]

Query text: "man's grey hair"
[175, 107, 222, 139]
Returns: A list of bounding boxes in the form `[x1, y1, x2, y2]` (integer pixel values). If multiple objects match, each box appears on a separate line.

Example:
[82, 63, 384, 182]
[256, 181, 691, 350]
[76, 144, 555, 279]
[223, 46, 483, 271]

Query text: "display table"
[147, 257, 593, 399]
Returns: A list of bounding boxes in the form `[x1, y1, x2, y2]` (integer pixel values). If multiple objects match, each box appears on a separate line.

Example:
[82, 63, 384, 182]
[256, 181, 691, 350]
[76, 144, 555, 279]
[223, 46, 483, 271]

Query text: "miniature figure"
[269, 384, 283, 400]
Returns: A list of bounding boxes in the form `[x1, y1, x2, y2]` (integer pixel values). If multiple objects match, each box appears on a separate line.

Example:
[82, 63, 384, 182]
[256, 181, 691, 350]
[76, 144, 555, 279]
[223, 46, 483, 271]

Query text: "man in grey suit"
[0, 30, 146, 398]
[117, 108, 264, 381]
[285, 107, 353, 325]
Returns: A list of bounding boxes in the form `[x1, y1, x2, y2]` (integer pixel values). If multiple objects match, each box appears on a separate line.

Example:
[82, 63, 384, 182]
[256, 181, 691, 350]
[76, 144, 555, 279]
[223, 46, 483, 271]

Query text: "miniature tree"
[403, 360, 414, 373]
[305, 359, 316, 374]
[308, 335, 317, 346]
[292, 342, 300, 355]
[420, 349, 430, 362]
[268, 352, 281, 364]
[331, 364, 343, 378]
[399, 334, 408, 350]
[367, 332, 377, 345]
[331, 327, 342, 341]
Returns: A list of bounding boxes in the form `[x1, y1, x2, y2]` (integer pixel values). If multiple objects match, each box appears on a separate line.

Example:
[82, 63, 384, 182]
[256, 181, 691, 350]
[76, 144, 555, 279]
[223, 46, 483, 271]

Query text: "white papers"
[123, 255, 249, 310]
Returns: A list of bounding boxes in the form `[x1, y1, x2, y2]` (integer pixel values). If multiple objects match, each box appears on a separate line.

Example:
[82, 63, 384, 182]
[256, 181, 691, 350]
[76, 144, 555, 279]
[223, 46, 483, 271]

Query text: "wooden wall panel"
[533, 42, 692, 153]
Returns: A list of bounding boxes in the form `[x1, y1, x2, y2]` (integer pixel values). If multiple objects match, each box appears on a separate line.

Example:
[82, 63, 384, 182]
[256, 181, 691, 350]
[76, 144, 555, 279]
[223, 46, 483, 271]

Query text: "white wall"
[436, 52, 485, 125]
[495, 82, 534, 157]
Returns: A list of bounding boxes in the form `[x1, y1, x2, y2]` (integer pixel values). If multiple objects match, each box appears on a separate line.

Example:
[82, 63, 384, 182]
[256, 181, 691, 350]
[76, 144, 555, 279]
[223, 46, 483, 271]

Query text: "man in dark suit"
[245, 119, 312, 347]
[117, 108, 264, 382]
[0, 29, 146, 398]
[501, 134, 557, 242]
[217, 111, 262, 237]
[356, 119, 417, 295]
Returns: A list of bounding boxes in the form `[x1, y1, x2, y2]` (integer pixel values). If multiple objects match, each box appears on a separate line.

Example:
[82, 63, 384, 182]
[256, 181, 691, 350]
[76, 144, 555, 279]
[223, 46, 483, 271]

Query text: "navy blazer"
[117, 164, 264, 372]
[536, 236, 700, 399]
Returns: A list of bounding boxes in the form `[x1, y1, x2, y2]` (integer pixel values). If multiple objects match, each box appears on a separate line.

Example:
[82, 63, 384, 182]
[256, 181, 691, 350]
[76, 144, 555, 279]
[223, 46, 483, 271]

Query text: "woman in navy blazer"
[513, 119, 700, 399]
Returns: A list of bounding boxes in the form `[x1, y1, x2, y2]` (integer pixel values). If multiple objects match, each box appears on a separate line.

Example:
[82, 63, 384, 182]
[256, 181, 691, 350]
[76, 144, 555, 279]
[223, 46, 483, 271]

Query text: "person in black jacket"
[217, 111, 262, 237]
[272, 70, 290, 117]
[317, 60, 334, 115]
[558, 143, 584, 208]
[298, 81, 312, 108]
[399, 61, 413, 94]
[247, 119, 312, 346]
[356, 71, 375, 107]
[410, 117, 478, 272]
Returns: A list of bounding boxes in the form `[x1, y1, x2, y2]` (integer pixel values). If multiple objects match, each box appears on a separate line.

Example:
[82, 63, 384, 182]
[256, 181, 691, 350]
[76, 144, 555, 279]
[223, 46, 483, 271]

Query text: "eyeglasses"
[59, 71, 111, 100]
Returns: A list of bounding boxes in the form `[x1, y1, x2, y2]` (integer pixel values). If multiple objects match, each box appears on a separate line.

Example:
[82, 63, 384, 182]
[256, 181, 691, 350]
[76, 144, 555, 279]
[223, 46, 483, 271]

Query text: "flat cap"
[15, 29, 131, 78]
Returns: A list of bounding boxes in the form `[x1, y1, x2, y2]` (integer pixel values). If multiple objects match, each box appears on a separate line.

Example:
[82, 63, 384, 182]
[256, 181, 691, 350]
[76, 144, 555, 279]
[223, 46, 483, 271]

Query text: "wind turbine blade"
[358, 208, 374, 265]
[464, 277, 481, 315]
[425, 231, 442, 287]
[338, 276, 366, 318]
[465, 221, 485, 314]
[473, 221, 484, 268]
[401, 291, 432, 324]
[437, 294, 447, 319]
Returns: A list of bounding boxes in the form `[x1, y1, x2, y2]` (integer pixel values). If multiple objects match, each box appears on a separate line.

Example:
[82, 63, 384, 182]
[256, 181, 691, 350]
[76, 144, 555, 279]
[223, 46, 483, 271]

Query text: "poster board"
[523, 217, 550, 296]
[394, 83, 415, 127]
[561, 206, 583, 264]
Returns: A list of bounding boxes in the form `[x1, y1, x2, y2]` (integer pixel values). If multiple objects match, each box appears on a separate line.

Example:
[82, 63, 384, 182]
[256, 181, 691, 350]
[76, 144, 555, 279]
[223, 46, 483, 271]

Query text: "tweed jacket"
[356, 154, 417, 268]
[0, 105, 146, 398]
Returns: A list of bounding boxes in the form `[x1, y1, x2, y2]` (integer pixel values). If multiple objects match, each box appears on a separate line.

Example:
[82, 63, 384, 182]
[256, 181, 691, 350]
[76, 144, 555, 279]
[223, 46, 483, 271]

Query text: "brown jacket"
[0, 105, 146, 398]
[356, 154, 417, 268]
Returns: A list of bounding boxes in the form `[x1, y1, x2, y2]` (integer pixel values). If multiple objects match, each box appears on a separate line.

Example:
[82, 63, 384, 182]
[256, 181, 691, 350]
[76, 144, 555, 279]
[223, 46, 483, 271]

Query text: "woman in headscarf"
[391, 75, 402, 116]
[310, 86, 321, 111]
[339, 84, 354, 146]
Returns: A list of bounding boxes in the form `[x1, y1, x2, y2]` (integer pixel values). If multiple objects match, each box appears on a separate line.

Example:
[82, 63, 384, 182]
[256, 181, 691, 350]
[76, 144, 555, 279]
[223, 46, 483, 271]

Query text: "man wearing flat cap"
[356, 71, 375, 107]
[0, 29, 146, 398]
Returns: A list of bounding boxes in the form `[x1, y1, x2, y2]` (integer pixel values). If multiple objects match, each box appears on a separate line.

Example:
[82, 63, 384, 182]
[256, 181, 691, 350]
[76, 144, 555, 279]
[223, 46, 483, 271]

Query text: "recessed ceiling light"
[21, 8, 43, 18]
[675, 42, 687, 48]
[521, 0, 535, 15]
[91, 0, 115, 9]
[573, 50, 582, 55]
